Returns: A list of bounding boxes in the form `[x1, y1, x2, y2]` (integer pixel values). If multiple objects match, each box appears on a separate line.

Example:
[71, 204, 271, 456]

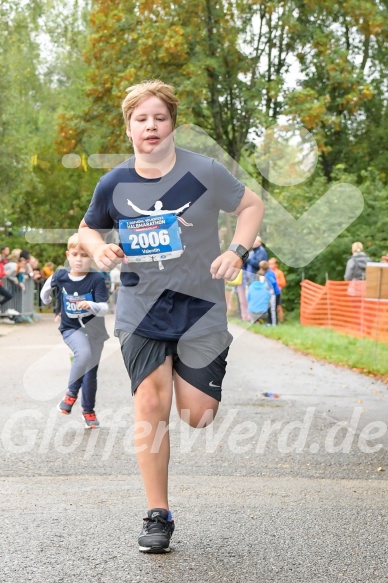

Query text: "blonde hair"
[122, 80, 179, 128]
[352, 242, 364, 254]
[9, 248, 21, 262]
[67, 233, 80, 250]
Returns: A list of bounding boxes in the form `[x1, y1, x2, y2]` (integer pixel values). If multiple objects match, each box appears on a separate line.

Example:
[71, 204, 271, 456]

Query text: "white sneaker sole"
[57, 403, 71, 415]
[82, 414, 100, 429]
[138, 545, 171, 553]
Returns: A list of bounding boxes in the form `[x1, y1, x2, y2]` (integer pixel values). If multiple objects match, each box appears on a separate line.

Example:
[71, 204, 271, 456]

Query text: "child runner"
[40, 233, 109, 428]
[78, 80, 264, 552]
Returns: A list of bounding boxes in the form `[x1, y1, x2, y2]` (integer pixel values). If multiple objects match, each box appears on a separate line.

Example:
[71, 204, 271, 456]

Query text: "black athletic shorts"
[115, 329, 233, 402]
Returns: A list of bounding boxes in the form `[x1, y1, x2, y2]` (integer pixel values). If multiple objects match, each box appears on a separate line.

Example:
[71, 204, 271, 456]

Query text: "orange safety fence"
[300, 279, 388, 344]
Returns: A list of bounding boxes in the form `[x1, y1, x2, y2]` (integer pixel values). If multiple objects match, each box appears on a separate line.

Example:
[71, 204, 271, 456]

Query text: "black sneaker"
[57, 392, 78, 415]
[82, 410, 100, 429]
[138, 508, 175, 553]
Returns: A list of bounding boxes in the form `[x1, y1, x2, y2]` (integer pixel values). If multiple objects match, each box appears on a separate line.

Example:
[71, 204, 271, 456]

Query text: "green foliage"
[265, 165, 388, 312]
[0, 1, 101, 239]
[0, 1, 44, 225]
[4, 233, 67, 267]
[287, 0, 388, 179]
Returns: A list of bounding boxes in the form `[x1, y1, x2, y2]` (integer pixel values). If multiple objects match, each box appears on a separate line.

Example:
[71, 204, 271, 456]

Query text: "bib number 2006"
[129, 230, 170, 249]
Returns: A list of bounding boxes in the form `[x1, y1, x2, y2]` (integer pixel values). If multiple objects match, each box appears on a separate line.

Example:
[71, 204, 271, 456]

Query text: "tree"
[287, 0, 388, 180]
[0, 1, 44, 229]
[60, 0, 304, 163]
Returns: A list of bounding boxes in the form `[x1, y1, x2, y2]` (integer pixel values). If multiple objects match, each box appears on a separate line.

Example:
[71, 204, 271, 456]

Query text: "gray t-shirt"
[84, 147, 245, 340]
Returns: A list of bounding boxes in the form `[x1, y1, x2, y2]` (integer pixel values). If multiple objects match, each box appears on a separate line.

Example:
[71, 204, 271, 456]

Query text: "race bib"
[63, 292, 93, 318]
[119, 213, 184, 263]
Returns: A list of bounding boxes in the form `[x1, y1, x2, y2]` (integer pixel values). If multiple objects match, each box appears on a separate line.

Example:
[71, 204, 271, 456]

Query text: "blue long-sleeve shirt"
[265, 269, 280, 296]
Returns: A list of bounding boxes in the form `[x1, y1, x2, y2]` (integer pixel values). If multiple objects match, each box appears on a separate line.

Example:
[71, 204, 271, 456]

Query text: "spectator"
[40, 261, 55, 280]
[268, 257, 286, 323]
[236, 235, 267, 321]
[7, 249, 33, 280]
[246, 275, 272, 324]
[381, 254, 388, 264]
[227, 269, 250, 321]
[244, 236, 268, 285]
[8, 249, 21, 262]
[38, 261, 56, 313]
[0, 260, 14, 308]
[19, 249, 35, 280]
[15, 256, 27, 291]
[4, 256, 27, 291]
[259, 260, 280, 325]
[19, 249, 31, 260]
[344, 242, 371, 281]
[30, 257, 45, 312]
[30, 256, 42, 280]
[1, 246, 10, 264]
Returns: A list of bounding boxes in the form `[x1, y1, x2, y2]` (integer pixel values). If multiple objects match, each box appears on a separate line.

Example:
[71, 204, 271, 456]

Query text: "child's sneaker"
[138, 508, 175, 553]
[82, 410, 100, 429]
[57, 393, 77, 415]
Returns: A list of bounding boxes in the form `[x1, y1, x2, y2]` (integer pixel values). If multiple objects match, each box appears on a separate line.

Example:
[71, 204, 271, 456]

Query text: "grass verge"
[229, 316, 388, 381]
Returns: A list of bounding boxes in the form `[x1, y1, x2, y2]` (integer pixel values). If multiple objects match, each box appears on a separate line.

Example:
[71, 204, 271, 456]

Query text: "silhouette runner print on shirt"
[127, 199, 193, 226]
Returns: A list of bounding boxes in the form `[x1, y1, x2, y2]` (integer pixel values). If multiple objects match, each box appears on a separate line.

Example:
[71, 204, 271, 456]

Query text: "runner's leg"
[174, 373, 219, 427]
[81, 339, 104, 411]
[134, 356, 173, 510]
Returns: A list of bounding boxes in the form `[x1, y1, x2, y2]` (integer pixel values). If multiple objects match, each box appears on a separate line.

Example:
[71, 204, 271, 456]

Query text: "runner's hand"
[75, 301, 91, 310]
[93, 243, 127, 271]
[210, 251, 243, 281]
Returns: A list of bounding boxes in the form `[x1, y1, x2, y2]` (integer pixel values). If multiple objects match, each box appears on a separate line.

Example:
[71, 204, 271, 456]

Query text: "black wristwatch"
[228, 243, 249, 262]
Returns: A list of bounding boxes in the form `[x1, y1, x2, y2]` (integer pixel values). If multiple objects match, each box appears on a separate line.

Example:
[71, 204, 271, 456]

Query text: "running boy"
[79, 80, 264, 551]
[40, 234, 109, 428]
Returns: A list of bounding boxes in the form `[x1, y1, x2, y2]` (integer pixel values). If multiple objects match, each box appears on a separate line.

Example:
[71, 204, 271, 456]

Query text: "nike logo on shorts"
[209, 381, 221, 388]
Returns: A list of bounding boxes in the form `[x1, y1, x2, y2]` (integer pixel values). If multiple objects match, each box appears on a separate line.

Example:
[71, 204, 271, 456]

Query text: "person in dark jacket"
[344, 242, 371, 281]
[244, 236, 268, 285]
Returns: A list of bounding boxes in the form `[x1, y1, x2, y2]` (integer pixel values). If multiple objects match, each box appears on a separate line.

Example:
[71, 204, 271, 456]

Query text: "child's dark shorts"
[115, 329, 233, 402]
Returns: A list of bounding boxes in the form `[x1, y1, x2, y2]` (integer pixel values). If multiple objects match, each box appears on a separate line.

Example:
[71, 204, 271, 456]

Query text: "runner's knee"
[178, 405, 218, 428]
[135, 382, 171, 418]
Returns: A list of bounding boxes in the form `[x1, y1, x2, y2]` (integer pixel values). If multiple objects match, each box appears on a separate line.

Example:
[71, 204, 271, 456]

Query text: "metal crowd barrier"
[0, 277, 35, 317]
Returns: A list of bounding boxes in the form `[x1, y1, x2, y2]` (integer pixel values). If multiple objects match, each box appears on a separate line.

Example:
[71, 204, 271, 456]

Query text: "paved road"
[0, 315, 387, 583]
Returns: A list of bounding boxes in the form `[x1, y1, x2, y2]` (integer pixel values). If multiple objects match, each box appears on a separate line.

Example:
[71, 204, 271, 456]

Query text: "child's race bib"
[63, 292, 93, 318]
[119, 213, 184, 263]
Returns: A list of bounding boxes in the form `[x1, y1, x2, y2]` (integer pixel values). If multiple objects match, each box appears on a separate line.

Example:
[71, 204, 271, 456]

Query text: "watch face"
[229, 244, 248, 260]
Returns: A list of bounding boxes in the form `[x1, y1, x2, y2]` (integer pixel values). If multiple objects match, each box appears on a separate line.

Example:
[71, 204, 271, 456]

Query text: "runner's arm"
[40, 275, 54, 305]
[76, 300, 109, 316]
[79, 218, 127, 270]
